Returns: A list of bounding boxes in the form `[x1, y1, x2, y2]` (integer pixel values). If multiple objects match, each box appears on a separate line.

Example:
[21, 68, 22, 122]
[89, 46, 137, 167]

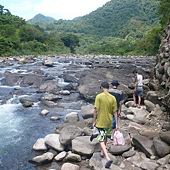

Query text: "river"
[0, 55, 156, 170]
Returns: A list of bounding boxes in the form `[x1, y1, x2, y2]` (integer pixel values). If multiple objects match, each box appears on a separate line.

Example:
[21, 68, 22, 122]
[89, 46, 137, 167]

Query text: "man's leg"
[138, 96, 141, 108]
[133, 94, 137, 106]
[100, 140, 111, 161]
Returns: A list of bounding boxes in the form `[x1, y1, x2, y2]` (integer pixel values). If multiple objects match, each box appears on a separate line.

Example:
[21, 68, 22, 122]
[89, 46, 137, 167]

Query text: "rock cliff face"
[154, 22, 170, 111]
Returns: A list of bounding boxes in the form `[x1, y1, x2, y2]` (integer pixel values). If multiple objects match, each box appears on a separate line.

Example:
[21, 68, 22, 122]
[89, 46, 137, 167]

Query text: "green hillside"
[1, 0, 169, 56]
[52, 0, 159, 39]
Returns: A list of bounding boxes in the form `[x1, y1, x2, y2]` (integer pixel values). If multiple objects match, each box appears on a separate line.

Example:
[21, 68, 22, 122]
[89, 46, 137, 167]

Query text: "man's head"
[133, 69, 138, 76]
[111, 80, 120, 87]
[100, 81, 109, 89]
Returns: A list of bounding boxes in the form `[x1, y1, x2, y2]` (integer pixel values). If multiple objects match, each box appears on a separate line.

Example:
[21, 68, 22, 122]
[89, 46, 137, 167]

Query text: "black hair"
[132, 69, 138, 74]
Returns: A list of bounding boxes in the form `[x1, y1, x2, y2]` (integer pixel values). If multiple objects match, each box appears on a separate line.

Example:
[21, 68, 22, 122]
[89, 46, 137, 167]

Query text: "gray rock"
[72, 136, 100, 156]
[19, 96, 34, 107]
[61, 163, 80, 170]
[59, 125, 82, 145]
[109, 144, 131, 155]
[132, 135, 156, 158]
[44, 134, 65, 152]
[144, 100, 155, 112]
[140, 160, 159, 170]
[30, 152, 54, 164]
[160, 131, 170, 145]
[153, 137, 170, 157]
[156, 154, 170, 165]
[64, 151, 81, 162]
[81, 105, 94, 119]
[89, 152, 119, 170]
[32, 138, 47, 151]
[122, 150, 136, 158]
[64, 112, 79, 124]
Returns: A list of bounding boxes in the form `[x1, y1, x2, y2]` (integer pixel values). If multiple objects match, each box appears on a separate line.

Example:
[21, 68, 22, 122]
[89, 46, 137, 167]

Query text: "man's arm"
[93, 107, 98, 127]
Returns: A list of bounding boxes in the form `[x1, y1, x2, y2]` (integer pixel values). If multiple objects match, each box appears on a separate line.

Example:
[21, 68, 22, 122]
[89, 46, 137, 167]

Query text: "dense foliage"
[0, 0, 170, 56]
[157, 0, 170, 27]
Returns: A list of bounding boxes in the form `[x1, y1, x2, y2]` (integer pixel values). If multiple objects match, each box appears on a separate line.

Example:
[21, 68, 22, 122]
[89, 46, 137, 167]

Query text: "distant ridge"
[28, 13, 56, 24]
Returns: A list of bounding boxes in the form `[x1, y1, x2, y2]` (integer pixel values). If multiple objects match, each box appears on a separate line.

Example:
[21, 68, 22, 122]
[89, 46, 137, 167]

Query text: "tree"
[0, 5, 11, 16]
[60, 33, 80, 53]
[157, 0, 170, 27]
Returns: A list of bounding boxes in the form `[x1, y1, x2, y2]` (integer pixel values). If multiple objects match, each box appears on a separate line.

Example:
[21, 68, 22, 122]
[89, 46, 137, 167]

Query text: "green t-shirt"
[94, 92, 117, 128]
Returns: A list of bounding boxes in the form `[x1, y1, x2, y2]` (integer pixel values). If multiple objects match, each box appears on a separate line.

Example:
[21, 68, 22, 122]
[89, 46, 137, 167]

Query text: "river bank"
[0, 54, 169, 169]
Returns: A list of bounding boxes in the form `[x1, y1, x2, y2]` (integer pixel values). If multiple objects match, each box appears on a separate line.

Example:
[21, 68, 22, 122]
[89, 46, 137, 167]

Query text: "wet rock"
[19, 96, 34, 107]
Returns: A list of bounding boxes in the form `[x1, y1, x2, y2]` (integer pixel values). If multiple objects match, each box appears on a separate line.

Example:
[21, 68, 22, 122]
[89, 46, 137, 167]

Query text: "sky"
[1, 0, 110, 21]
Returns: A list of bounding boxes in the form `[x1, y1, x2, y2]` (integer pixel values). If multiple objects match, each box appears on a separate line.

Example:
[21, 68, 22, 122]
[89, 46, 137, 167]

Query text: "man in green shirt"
[93, 81, 118, 168]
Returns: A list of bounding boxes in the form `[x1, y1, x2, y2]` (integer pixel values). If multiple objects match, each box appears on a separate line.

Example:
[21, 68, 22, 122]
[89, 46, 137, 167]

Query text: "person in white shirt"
[133, 70, 143, 108]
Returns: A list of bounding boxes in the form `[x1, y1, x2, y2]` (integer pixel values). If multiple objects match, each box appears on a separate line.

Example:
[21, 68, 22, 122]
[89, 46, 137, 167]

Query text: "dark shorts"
[134, 86, 143, 96]
[112, 118, 116, 129]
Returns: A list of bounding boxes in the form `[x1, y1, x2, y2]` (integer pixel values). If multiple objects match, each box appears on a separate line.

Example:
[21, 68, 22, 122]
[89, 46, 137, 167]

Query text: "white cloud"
[1, 0, 110, 20]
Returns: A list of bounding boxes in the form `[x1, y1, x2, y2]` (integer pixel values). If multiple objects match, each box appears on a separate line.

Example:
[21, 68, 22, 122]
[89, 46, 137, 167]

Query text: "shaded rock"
[58, 73, 78, 83]
[144, 100, 155, 112]
[132, 135, 156, 158]
[146, 91, 161, 105]
[153, 137, 170, 157]
[39, 81, 60, 93]
[29, 152, 54, 164]
[122, 150, 136, 158]
[109, 144, 131, 155]
[160, 131, 170, 145]
[19, 96, 34, 107]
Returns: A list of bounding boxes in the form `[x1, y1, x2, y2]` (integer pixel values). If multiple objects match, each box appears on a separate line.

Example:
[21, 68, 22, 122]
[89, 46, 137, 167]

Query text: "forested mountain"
[41, 0, 159, 39]
[28, 14, 56, 24]
[0, 0, 170, 56]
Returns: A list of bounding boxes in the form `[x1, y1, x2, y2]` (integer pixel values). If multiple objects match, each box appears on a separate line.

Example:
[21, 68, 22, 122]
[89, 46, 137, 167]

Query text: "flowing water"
[0, 57, 86, 170]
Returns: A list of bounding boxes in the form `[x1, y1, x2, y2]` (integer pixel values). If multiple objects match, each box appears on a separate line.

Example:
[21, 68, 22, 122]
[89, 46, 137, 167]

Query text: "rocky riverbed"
[0, 54, 169, 170]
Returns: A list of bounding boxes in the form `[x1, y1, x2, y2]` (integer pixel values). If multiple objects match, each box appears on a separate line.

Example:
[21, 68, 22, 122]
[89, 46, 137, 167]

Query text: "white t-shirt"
[137, 74, 143, 86]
